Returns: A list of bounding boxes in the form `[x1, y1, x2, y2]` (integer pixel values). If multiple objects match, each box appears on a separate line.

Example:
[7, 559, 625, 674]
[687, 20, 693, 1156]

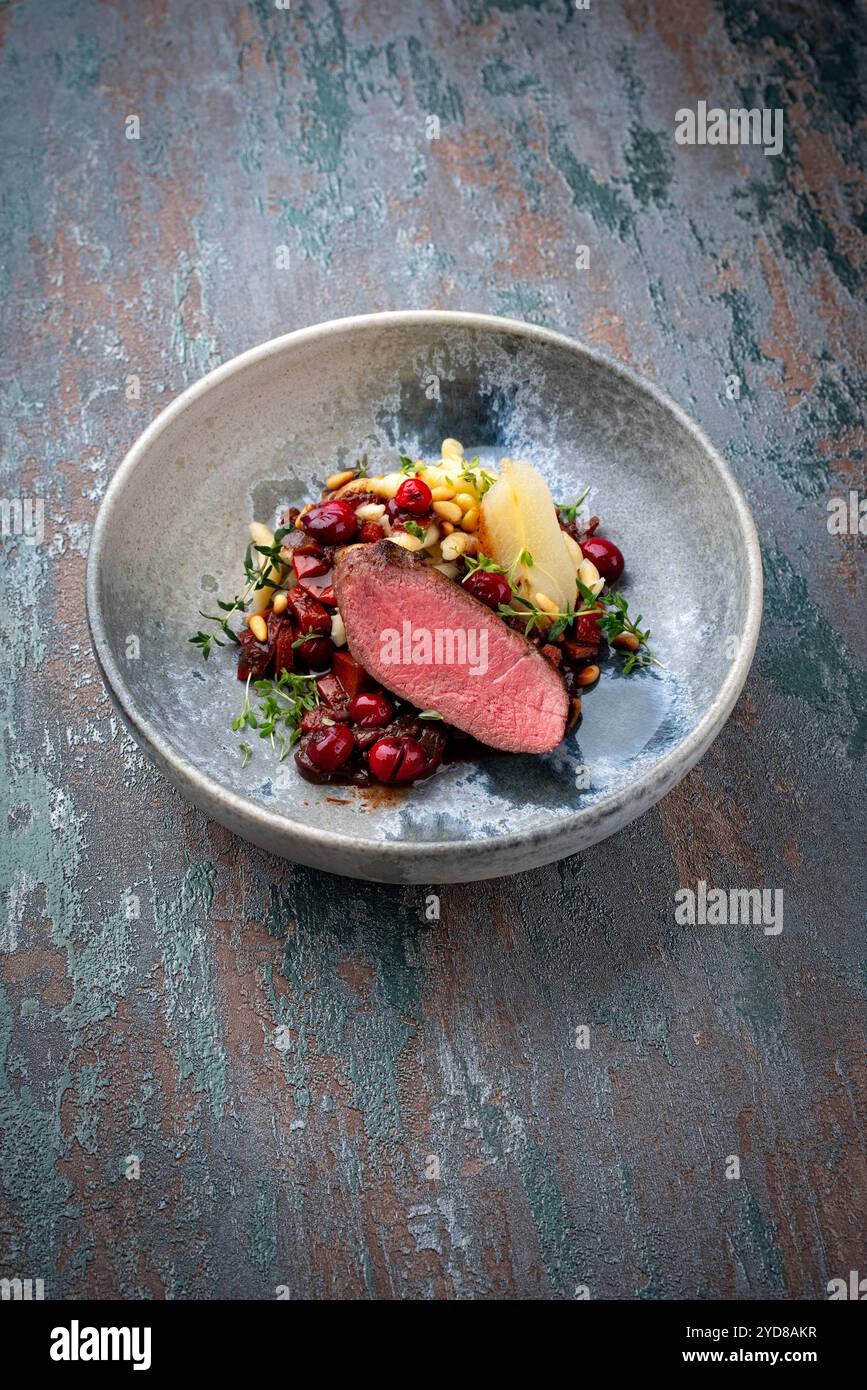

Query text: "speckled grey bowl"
[86, 312, 762, 882]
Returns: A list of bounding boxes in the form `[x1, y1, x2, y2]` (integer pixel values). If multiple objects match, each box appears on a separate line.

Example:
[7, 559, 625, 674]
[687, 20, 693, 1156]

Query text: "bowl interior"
[92, 318, 754, 850]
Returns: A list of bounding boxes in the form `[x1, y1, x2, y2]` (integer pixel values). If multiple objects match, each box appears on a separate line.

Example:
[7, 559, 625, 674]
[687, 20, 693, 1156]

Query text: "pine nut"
[249, 521, 283, 613]
[440, 520, 455, 535]
[433, 500, 462, 523]
[441, 531, 469, 561]
[272, 592, 288, 615]
[534, 592, 560, 615]
[326, 468, 355, 490]
[576, 664, 600, 687]
[461, 506, 479, 532]
[248, 613, 268, 643]
[612, 632, 640, 652]
[431, 485, 456, 502]
[454, 491, 476, 512]
[330, 612, 347, 647]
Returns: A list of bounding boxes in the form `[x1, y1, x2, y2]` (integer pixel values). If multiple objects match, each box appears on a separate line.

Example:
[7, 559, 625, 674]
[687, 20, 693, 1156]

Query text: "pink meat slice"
[333, 540, 568, 754]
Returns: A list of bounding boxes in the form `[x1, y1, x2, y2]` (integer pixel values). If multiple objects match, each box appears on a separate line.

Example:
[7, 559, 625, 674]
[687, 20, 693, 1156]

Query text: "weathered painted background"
[1, 0, 864, 1299]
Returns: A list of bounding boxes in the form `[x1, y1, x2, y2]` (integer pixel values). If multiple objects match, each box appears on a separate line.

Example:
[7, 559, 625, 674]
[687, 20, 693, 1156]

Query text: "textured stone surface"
[0, 0, 864, 1299]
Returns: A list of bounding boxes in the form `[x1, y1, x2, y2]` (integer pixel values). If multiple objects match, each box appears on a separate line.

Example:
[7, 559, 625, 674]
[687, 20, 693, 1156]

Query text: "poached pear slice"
[478, 458, 578, 614]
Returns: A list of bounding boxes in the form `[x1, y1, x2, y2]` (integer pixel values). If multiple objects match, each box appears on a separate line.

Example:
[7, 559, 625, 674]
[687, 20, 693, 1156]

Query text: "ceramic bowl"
[86, 312, 762, 882]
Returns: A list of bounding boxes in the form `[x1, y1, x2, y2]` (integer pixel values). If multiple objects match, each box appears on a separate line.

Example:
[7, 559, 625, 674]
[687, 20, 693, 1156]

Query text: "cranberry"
[464, 569, 512, 610]
[384, 496, 430, 528]
[294, 636, 334, 670]
[580, 535, 624, 584]
[394, 477, 432, 515]
[306, 723, 355, 773]
[348, 692, 393, 727]
[368, 736, 428, 784]
[301, 499, 357, 545]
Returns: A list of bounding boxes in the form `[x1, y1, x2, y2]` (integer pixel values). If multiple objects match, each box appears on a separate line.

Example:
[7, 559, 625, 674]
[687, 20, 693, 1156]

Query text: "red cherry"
[301, 499, 358, 544]
[394, 477, 433, 515]
[464, 569, 512, 610]
[580, 535, 624, 584]
[306, 723, 355, 773]
[368, 736, 427, 784]
[347, 692, 393, 727]
[295, 636, 334, 670]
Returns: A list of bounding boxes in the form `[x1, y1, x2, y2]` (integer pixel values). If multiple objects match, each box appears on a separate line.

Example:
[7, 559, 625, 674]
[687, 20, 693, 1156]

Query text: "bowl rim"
[86, 309, 763, 864]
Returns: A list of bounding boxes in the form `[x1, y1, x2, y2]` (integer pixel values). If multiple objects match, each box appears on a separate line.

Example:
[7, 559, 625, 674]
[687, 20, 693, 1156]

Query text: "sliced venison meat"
[333, 540, 568, 754]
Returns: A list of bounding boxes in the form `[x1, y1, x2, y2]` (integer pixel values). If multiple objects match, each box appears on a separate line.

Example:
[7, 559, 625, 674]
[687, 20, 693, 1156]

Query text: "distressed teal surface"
[0, 0, 864, 1298]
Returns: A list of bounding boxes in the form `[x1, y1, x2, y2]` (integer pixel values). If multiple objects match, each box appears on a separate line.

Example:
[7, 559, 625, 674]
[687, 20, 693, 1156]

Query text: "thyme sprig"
[498, 599, 576, 643]
[574, 578, 659, 672]
[189, 527, 291, 659]
[496, 578, 658, 669]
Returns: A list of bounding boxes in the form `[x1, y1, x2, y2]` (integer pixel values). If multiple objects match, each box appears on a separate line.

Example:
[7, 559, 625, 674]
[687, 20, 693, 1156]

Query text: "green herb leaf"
[461, 552, 511, 583]
[404, 519, 426, 540]
[556, 486, 591, 525]
[594, 590, 657, 669]
[418, 709, 444, 720]
[231, 669, 319, 761]
[190, 526, 291, 659]
[497, 598, 576, 642]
